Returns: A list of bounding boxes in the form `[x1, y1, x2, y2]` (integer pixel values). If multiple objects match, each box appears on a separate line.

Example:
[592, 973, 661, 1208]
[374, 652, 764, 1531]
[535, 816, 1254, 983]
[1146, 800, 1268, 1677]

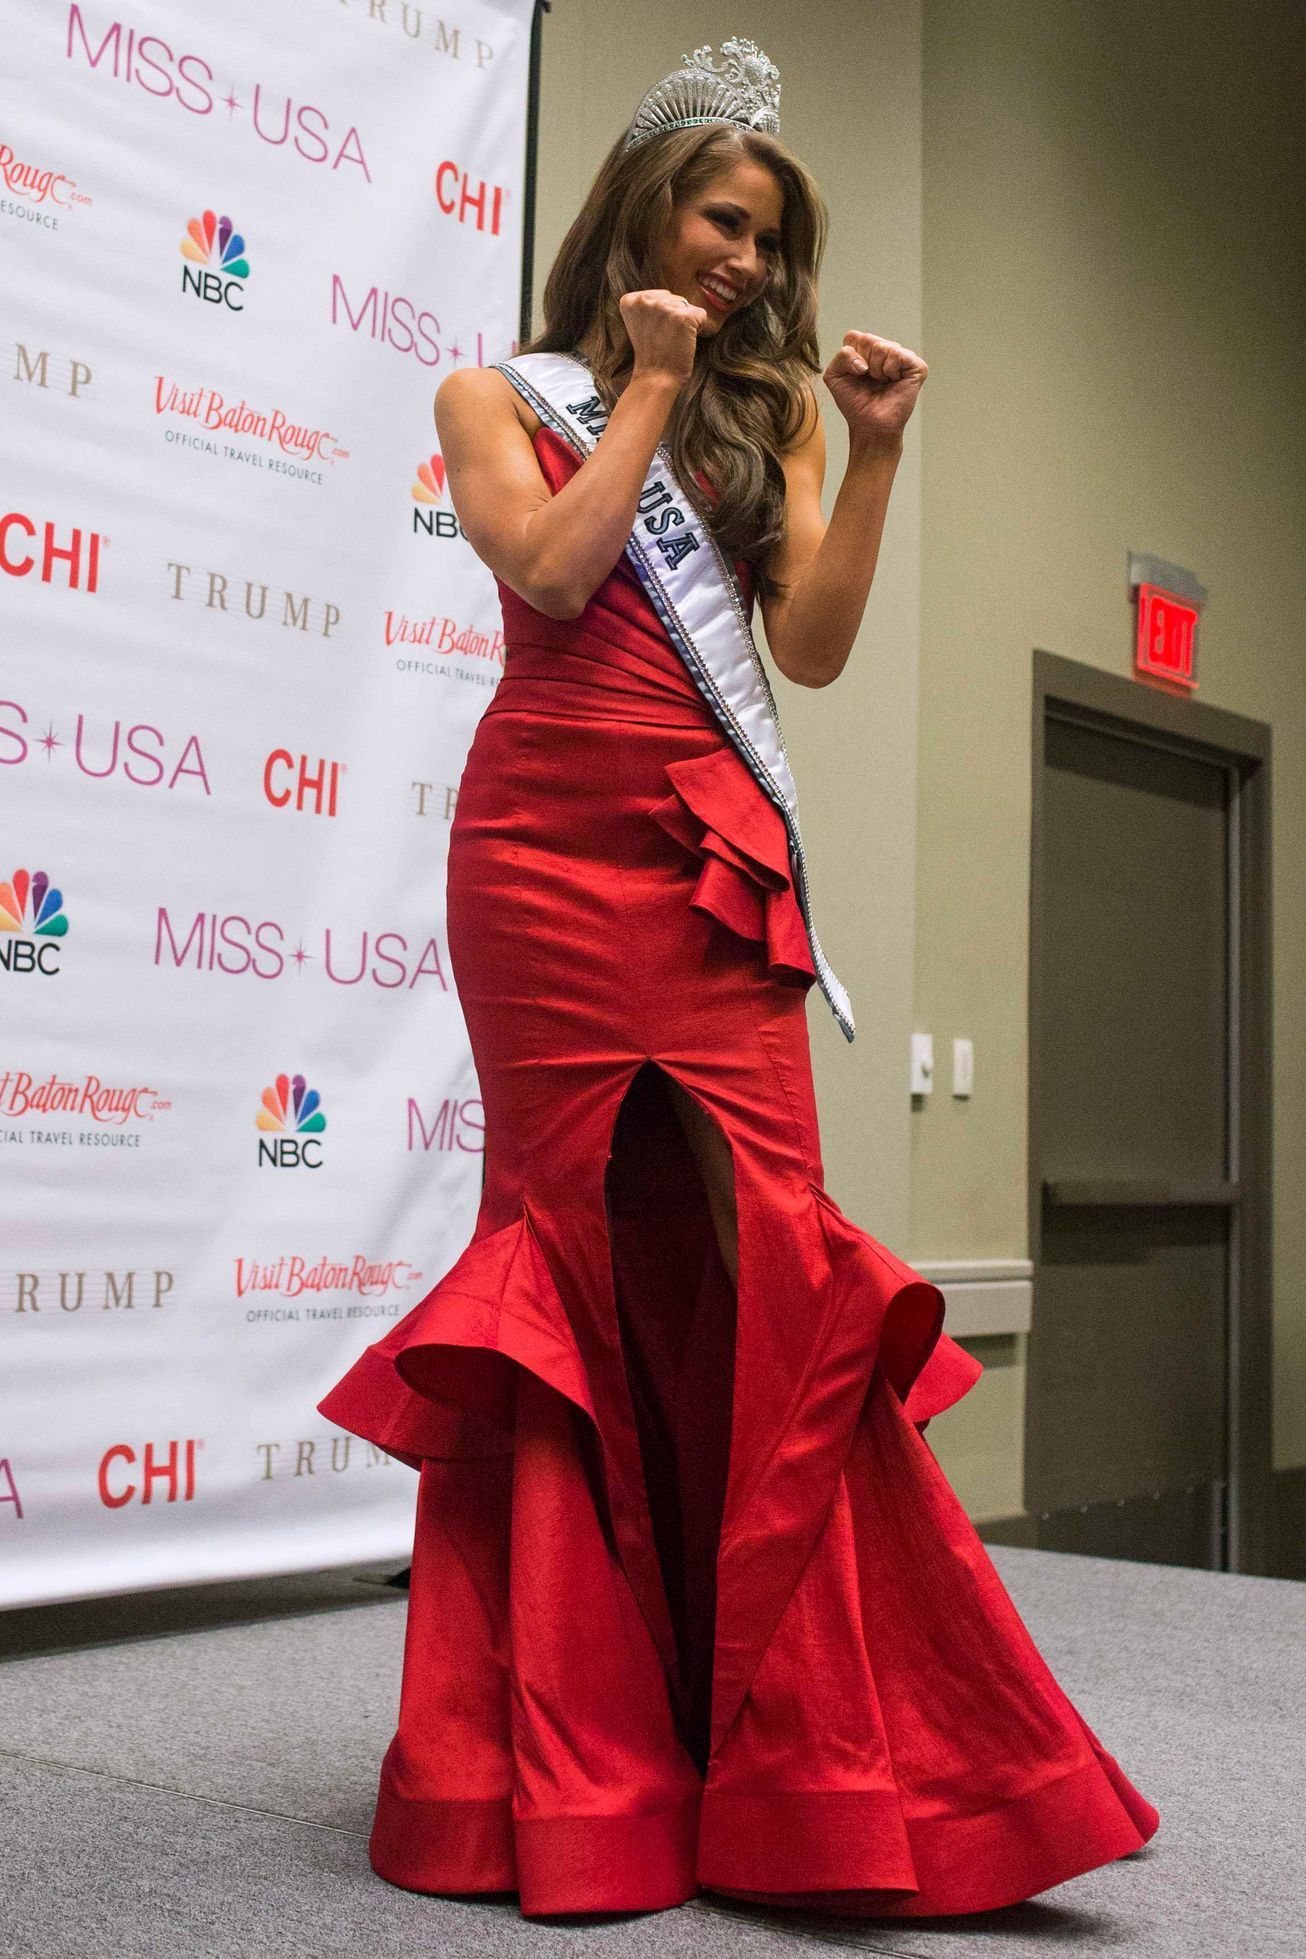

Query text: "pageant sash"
[494, 351, 855, 1042]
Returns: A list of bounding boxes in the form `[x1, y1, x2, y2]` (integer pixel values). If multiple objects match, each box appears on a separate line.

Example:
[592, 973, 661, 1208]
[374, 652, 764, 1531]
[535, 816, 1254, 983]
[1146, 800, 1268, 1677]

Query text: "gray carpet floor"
[0, 1548, 1302, 1958]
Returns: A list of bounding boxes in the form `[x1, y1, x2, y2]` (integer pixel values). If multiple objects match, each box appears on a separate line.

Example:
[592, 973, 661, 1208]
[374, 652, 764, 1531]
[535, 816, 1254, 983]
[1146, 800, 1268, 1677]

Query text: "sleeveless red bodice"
[490, 425, 754, 727]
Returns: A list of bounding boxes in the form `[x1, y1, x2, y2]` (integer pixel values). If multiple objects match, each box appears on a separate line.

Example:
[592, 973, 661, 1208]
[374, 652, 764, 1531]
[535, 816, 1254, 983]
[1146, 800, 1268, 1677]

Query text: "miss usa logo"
[181, 209, 249, 311]
[257, 1072, 326, 1168]
[0, 868, 68, 975]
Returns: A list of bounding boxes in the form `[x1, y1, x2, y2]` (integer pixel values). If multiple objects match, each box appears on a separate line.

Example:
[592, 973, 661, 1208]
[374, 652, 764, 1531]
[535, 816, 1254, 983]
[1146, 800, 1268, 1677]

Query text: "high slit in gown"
[319, 423, 1159, 1918]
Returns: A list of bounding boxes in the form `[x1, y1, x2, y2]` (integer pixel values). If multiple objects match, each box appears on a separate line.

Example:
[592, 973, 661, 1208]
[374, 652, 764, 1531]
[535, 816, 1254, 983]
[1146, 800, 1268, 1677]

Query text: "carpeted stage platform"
[0, 1547, 1301, 1958]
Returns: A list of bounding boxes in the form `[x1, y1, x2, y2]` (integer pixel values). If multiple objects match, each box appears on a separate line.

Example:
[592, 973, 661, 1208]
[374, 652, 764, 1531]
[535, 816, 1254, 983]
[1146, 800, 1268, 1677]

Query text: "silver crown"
[622, 37, 781, 152]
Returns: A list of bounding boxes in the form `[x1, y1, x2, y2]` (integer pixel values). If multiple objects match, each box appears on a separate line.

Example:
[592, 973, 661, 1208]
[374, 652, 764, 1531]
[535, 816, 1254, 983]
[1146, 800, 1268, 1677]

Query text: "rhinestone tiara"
[622, 36, 781, 152]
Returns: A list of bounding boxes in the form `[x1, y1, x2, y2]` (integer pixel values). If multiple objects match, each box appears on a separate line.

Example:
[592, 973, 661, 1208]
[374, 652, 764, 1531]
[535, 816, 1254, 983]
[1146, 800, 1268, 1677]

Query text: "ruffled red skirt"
[320, 678, 1158, 1918]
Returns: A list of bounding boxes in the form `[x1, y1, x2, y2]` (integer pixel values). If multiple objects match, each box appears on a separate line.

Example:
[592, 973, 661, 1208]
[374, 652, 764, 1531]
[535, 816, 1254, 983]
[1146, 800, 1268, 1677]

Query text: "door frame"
[1029, 649, 1273, 1573]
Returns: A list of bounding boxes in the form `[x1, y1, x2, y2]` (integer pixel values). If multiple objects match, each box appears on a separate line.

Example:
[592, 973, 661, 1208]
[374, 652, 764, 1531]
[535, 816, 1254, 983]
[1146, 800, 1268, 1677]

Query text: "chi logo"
[0, 867, 68, 976]
[98, 1440, 200, 1508]
[257, 1071, 326, 1169]
[411, 453, 466, 542]
[181, 209, 250, 311]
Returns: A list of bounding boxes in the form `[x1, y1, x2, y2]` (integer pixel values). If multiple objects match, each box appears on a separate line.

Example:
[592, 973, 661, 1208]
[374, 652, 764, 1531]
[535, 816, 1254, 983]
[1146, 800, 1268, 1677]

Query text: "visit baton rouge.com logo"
[411, 452, 466, 543]
[0, 868, 68, 976]
[181, 208, 250, 310]
[0, 1067, 171, 1153]
[257, 1072, 326, 1169]
[0, 138, 92, 229]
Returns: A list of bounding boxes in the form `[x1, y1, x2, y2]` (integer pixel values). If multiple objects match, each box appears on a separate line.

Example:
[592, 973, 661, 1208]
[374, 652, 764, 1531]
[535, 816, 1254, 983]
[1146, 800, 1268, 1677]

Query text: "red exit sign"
[1136, 584, 1198, 685]
[1129, 554, 1205, 691]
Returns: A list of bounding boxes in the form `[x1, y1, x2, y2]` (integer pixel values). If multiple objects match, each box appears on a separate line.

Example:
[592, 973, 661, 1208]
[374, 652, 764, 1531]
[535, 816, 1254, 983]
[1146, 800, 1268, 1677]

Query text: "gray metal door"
[1028, 708, 1236, 1567]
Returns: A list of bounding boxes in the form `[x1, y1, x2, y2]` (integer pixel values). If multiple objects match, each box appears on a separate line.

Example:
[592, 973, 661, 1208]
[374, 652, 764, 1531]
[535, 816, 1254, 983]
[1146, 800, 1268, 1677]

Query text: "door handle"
[1042, 1178, 1241, 1208]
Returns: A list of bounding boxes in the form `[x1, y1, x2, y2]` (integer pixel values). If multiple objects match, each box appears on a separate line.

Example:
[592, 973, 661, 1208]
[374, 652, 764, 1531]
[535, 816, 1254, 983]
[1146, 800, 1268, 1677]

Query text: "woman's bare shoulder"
[434, 363, 542, 440]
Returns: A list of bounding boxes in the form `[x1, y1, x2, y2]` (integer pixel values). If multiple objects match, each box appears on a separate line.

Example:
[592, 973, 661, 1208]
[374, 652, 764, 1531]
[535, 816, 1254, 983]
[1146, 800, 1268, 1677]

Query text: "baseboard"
[974, 1512, 1038, 1548]
[912, 1260, 1033, 1340]
[977, 1475, 1304, 1573]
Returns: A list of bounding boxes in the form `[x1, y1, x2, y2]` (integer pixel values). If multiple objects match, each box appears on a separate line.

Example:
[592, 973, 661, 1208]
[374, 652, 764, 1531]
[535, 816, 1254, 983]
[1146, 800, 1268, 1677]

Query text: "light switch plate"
[953, 1037, 974, 1097]
[910, 1032, 934, 1095]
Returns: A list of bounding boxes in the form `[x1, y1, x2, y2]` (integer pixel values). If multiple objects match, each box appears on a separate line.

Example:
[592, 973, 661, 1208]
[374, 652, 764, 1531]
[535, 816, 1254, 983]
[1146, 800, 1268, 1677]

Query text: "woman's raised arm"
[760, 331, 927, 688]
[434, 292, 705, 620]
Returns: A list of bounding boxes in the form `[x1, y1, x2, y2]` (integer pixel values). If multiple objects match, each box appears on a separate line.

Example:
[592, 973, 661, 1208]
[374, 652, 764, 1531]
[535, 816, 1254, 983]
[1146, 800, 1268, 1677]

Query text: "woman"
[320, 37, 1158, 1922]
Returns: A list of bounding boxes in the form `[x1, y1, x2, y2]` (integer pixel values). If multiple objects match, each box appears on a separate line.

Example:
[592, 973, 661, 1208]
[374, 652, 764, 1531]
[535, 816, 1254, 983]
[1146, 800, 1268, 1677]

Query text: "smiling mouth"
[698, 275, 743, 314]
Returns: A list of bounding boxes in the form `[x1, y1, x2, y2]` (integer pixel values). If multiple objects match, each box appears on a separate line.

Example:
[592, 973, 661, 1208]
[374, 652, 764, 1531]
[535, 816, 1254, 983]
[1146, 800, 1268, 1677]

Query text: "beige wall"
[917, 0, 1306, 1479]
[528, 2, 1305, 1501]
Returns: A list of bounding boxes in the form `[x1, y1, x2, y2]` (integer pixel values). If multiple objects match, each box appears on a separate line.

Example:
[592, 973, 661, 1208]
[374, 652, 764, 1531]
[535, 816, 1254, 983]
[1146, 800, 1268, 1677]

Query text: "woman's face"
[657, 159, 784, 332]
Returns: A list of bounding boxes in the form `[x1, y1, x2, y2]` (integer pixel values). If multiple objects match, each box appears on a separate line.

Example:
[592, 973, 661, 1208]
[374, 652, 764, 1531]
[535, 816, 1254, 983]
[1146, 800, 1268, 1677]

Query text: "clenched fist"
[619, 288, 709, 388]
[824, 330, 928, 445]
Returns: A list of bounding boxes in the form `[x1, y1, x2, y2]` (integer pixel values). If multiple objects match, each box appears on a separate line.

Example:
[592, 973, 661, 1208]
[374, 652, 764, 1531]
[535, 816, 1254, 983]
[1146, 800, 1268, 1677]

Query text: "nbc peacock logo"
[411, 454, 446, 504]
[411, 452, 465, 543]
[180, 209, 250, 312]
[256, 1072, 326, 1170]
[0, 868, 68, 977]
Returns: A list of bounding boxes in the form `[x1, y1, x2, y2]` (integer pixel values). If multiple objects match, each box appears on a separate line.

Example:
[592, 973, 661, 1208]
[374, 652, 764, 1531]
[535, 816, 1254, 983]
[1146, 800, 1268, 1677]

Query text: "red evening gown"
[319, 425, 1159, 1918]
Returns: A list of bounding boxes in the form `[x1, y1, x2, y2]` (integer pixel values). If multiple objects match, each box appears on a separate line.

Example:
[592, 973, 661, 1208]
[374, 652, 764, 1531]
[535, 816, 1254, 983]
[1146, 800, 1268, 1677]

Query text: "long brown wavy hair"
[523, 123, 828, 602]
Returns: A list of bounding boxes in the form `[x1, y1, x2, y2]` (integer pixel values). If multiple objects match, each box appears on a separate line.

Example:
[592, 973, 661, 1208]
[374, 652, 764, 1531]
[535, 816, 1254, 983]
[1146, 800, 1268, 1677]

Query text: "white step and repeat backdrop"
[1, 0, 535, 1606]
